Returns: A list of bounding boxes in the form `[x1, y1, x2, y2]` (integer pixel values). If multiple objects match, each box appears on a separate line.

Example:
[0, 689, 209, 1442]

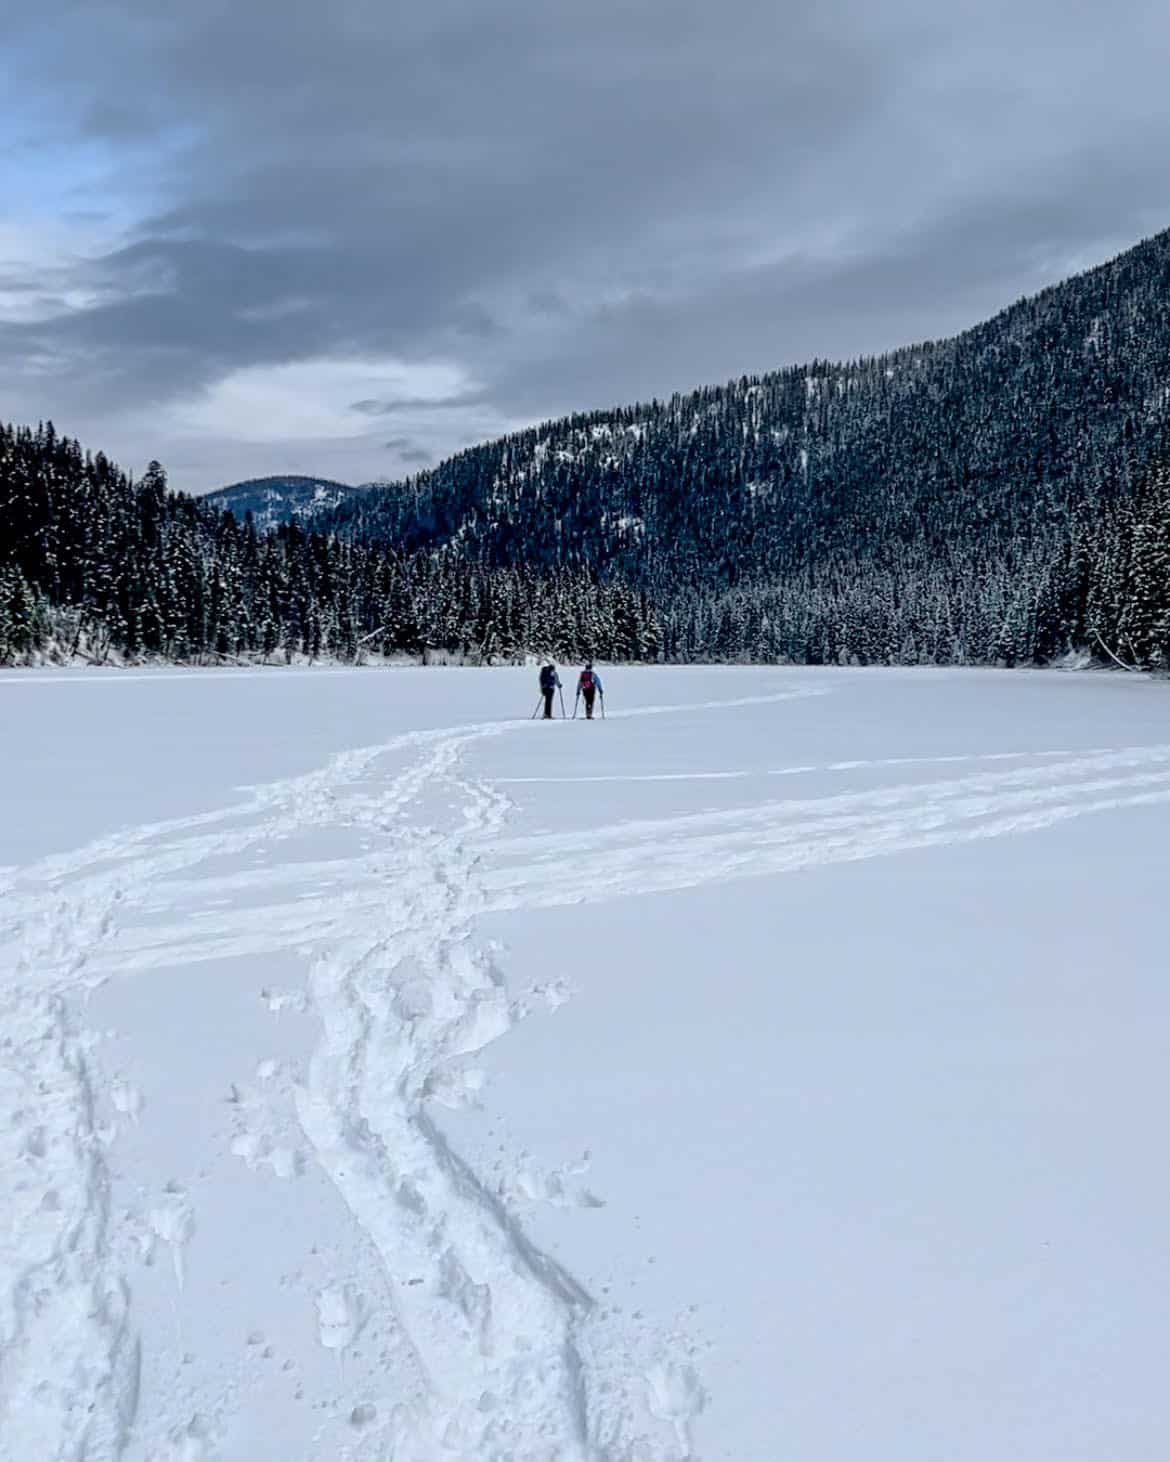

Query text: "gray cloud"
[352, 390, 487, 416]
[384, 439, 433, 464]
[4, 0, 1170, 490]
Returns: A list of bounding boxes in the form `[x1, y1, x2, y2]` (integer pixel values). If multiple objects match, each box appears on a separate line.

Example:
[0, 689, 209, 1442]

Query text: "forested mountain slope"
[322, 228, 1170, 663]
[202, 475, 364, 532]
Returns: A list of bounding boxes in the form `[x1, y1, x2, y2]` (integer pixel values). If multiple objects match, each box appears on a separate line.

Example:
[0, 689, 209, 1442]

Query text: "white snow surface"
[1, 664, 1167, 1460]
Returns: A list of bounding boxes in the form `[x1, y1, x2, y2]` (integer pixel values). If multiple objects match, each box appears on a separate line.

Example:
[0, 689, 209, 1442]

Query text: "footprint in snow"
[506, 1150, 606, 1210]
[230, 1130, 303, 1179]
[315, 1284, 364, 1352]
[228, 1069, 305, 1179]
[149, 1183, 196, 1291]
[646, 1361, 707, 1448]
[112, 1081, 144, 1123]
[260, 986, 307, 1015]
[423, 1062, 487, 1110]
[150, 1412, 216, 1461]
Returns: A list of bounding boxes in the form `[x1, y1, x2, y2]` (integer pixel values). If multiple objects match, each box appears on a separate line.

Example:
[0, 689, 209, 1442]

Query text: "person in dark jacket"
[539, 663, 561, 719]
[576, 661, 604, 719]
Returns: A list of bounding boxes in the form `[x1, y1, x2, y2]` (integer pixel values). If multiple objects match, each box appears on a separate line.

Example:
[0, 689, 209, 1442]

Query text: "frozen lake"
[1, 665, 1167, 1459]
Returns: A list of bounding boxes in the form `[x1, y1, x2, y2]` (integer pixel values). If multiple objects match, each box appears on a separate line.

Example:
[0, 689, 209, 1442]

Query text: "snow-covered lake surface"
[1, 665, 1167, 1460]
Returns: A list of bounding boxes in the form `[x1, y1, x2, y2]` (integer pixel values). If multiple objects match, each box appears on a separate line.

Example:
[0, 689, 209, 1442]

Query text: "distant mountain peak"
[202, 475, 367, 530]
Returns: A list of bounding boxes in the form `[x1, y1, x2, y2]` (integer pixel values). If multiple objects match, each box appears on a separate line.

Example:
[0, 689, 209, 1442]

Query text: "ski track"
[1, 686, 1167, 1459]
[47, 743, 1170, 978]
[491, 745, 1126, 783]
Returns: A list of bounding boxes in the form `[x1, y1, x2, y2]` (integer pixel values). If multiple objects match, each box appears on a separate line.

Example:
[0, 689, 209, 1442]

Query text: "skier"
[538, 662, 561, 719]
[576, 661, 604, 719]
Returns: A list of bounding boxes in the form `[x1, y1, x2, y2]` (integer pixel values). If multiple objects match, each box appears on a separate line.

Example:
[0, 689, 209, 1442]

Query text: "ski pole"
[572, 691, 579, 720]
[559, 686, 568, 719]
[530, 697, 543, 719]
[600, 692, 606, 720]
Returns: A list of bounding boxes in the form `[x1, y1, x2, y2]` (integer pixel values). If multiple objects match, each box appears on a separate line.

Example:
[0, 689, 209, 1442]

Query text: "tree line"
[2, 415, 1166, 671]
[0, 422, 661, 666]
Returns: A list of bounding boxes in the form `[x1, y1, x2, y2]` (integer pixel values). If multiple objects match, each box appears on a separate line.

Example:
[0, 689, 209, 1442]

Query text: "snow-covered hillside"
[201, 475, 363, 531]
[2, 666, 1167, 1459]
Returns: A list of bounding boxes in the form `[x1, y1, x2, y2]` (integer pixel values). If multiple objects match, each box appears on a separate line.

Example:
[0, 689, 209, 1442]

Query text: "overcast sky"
[4, 0, 1169, 493]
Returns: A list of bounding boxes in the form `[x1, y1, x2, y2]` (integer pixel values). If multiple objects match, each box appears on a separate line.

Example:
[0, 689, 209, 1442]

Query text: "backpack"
[540, 666, 556, 690]
[579, 668, 594, 692]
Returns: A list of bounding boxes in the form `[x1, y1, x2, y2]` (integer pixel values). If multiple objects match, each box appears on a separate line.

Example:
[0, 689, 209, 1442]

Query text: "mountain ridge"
[321, 226, 1170, 602]
[202, 474, 367, 530]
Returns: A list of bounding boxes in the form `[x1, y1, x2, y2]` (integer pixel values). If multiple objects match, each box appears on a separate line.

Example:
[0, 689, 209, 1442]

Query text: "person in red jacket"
[576, 662, 604, 719]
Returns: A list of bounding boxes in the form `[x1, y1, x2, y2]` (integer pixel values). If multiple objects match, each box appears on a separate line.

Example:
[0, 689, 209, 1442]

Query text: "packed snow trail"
[0, 910, 140, 1462]
[291, 729, 605, 1455]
